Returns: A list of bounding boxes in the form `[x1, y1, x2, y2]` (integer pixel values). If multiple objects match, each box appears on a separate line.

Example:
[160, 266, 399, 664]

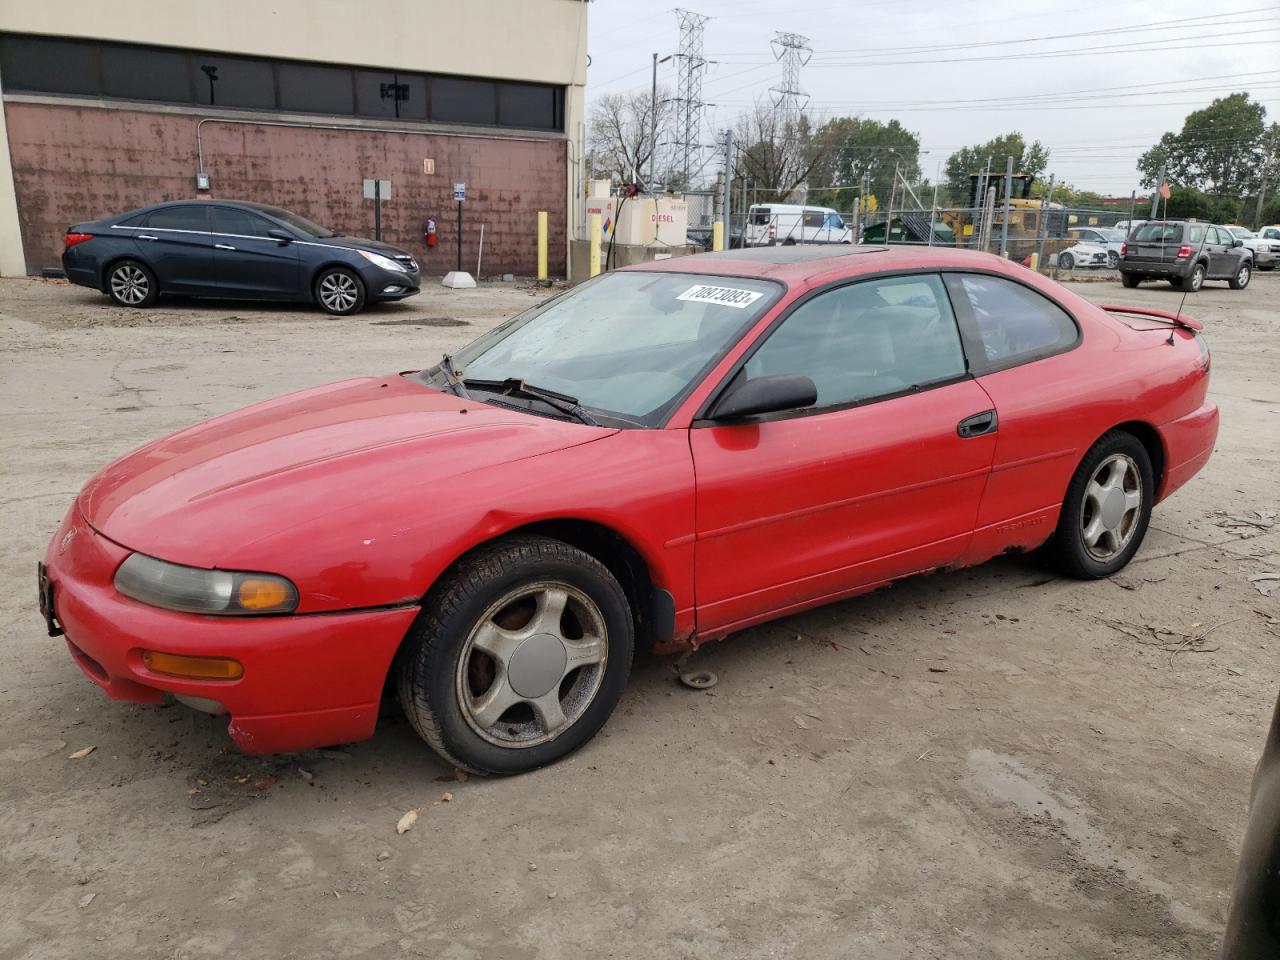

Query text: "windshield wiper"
[438, 353, 470, 399]
[463, 378, 600, 426]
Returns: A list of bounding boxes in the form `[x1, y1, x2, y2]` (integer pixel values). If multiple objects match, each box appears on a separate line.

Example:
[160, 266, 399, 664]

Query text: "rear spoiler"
[1098, 304, 1203, 332]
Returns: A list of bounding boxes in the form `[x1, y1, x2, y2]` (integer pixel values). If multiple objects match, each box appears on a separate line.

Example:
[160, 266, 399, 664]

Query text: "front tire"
[1229, 261, 1251, 290]
[397, 536, 634, 775]
[106, 259, 158, 308]
[1047, 431, 1154, 579]
[1106, 250, 1119, 269]
[1120, 272, 1141, 288]
[1059, 252, 1075, 270]
[314, 267, 366, 315]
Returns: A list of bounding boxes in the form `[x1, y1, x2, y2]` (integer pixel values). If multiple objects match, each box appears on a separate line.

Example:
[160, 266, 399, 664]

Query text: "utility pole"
[721, 128, 734, 246]
[1150, 162, 1167, 219]
[1254, 126, 1278, 228]
[671, 9, 708, 186]
[649, 52, 673, 193]
[999, 155, 1014, 257]
[769, 32, 812, 133]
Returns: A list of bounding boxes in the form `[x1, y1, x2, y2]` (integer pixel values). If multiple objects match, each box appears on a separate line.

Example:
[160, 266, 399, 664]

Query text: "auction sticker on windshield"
[676, 285, 765, 309]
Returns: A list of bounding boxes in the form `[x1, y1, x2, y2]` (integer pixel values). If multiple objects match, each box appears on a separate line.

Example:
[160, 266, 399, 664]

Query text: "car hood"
[308, 235, 413, 258]
[79, 376, 613, 568]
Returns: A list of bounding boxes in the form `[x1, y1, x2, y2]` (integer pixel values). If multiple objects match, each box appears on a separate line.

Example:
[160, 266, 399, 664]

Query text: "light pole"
[650, 53, 673, 193]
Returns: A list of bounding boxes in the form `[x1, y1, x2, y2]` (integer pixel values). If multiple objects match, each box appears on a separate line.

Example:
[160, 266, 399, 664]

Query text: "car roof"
[621, 244, 1026, 284]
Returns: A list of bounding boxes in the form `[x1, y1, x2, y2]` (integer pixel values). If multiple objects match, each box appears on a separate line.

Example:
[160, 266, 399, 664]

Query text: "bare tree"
[733, 99, 831, 204]
[587, 88, 672, 190]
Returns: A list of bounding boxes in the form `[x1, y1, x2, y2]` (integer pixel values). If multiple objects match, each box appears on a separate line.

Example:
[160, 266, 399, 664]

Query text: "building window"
[278, 63, 353, 115]
[432, 77, 497, 126]
[101, 43, 190, 103]
[0, 33, 563, 132]
[191, 54, 276, 109]
[0, 35, 99, 97]
[355, 70, 427, 121]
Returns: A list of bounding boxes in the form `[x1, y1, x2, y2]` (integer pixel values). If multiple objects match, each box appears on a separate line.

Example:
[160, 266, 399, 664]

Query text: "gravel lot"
[1, 269, 1277, 959]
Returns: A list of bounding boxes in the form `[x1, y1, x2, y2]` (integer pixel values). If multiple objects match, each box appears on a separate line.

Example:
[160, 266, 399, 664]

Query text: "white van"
[744, 204, 853, 246]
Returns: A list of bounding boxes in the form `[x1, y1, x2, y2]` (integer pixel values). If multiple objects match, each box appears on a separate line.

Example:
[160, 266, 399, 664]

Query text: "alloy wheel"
[110, 265, 149, 305]
[1080, 453, 1143, 562]
[318, 272, 358, 312]
[455, 581, 608, 748]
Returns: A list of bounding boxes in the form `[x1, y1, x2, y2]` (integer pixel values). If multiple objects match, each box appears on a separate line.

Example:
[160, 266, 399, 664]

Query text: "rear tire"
[1046, 431, 1154, 580]
[1179, 262, 1206, 293]
[397, 536, 634, 775]
[314, 267, 366, 315]
[1120, 272, 1141, 288]
[1229, 261, 1251, 290]
[106, 259, 159, 308]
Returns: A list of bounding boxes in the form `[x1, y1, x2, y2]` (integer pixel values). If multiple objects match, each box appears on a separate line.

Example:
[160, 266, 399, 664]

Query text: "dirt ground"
[1, 269, 1276, 960]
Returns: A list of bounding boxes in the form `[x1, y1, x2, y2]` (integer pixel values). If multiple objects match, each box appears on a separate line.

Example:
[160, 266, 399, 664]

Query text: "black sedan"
[62, 200, 420, 315]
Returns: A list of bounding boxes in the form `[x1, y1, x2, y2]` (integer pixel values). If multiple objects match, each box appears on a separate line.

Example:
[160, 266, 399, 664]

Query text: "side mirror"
[267, 228, 293, 245]
[1232, 238, 1244, 248]
[711, 374, 818, 421]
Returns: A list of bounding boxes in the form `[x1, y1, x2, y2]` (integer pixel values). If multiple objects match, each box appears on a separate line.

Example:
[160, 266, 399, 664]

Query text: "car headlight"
[114, 553, 299, 615]
[357, 250, 406, 272]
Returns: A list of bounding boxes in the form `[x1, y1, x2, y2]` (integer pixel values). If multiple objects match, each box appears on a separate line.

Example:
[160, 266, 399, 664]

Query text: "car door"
[1202, 226, 1227, 277]
[210, 206, 302, 298]
[688, 273, 998, 633]
[941, 272, 1084, 564]
[135, 204, 215, 293]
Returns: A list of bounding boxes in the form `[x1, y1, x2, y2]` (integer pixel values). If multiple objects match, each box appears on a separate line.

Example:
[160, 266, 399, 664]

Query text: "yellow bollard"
[536, 211, 548, 283]
[712, 221, 724, 252]
[589, 213, 602, 278]
[1029, 252, 1040, 272]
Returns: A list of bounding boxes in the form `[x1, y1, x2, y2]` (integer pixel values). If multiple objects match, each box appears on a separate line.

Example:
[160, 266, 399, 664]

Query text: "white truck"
[744, 203, 853, 246]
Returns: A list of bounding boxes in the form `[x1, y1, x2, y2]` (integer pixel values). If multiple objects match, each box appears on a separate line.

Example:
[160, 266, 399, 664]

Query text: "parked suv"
[1118, 220, 1252, 291]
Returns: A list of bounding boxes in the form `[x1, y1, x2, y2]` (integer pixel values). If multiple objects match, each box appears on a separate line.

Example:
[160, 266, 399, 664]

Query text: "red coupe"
[39, 246, 1218, 774]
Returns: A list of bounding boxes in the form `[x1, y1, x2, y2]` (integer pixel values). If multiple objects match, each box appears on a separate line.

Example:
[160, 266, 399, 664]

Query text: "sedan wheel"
[107, 260, 158, 308]
[398, 536, 633, 775]
[315, 267, 366, 315]
[1058, 252, 1074, 270]
[1106, 250, 1119, 269]
[1047, 431, 1153, 579]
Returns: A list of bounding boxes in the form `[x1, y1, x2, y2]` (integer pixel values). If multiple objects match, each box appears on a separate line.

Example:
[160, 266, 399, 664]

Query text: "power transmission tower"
[671, 8, 709, 188]
[769, 31, 812, 131]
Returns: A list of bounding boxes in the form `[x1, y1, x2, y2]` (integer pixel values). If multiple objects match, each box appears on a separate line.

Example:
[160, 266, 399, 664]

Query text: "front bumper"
[360, 264, 421, 301]
[42, 502, 418, 754]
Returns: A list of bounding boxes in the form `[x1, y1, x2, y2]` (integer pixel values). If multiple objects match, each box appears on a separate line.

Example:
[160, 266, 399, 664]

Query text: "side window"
[212, 207, 275, 238]
[802, 210, 825, 229]
[1188, 224, 1206, 245]
[951, 274, 1077, 370]
[744, 274, 967, 410]
[144, 205, 210, 231]
[117, 212, 149, 227]
[825, 213, 844, 230]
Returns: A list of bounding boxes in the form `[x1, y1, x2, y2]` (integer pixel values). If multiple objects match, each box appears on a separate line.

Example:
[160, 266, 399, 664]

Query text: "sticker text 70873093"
[675, 285, 765, 309]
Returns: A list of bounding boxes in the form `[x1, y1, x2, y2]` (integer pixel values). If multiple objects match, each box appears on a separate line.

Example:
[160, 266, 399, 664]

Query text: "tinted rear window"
[1133, 223, 1182, 243]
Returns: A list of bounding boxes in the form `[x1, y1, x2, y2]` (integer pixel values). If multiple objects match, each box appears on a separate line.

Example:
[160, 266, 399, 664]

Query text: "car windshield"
[1228, 227, 1253, 238]
[1100, 228, 1125, 241]
[444, 271, 781, 427]
[253, 205, 337, 238]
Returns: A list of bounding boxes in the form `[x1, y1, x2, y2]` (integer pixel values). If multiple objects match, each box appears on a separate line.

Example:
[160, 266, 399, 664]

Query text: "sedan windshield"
[444, 271, 781, 426]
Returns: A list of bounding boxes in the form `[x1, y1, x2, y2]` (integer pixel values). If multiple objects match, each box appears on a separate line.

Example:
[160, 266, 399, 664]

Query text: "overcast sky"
[585, 0, 1280, 196]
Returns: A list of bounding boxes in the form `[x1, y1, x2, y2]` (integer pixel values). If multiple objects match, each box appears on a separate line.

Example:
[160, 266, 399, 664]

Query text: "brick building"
[0, 0, 588, 278]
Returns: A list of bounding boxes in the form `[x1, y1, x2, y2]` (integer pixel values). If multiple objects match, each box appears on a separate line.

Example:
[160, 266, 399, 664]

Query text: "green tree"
[943, 132, 1048, 205]
[1137, 93, 1267, 198]
[806, 117, 921, 211]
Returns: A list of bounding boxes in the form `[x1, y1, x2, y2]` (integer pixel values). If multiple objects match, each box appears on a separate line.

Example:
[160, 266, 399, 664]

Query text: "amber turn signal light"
[236, 578, 292, 611]
[141, 650, 244, 681]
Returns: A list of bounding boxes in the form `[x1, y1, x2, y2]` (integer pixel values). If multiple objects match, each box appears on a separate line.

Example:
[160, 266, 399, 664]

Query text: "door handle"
[214, 243, 237, 251]
[137, 234, 158, 241]
[957, 410, 998, 438]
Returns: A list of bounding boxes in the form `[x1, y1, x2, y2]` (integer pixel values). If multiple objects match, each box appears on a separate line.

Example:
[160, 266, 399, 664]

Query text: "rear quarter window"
[948, 273, 1078, 373]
